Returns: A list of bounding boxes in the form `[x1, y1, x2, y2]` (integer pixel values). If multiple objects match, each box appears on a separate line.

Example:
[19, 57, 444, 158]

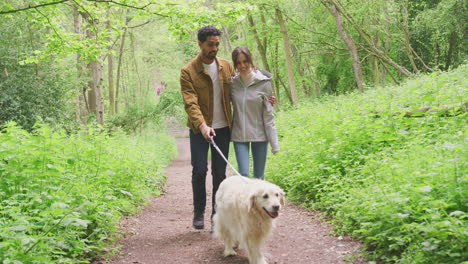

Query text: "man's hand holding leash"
[199, 122, 216, 140]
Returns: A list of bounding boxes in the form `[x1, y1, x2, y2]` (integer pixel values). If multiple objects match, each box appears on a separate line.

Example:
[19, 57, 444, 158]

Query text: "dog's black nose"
[272, 205, 280, 211]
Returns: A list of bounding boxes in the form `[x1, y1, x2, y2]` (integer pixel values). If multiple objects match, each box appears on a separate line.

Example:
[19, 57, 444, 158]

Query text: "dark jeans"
[189, 126, 230, 217]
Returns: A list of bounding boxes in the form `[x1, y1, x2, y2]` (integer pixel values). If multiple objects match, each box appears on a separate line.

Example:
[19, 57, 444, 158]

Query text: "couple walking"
[180, 25, 279, 230]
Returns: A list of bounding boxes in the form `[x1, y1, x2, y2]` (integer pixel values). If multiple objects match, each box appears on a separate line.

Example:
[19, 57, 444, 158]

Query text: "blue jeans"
[189, 127, 230, 217]
[233, 141, 268, 180]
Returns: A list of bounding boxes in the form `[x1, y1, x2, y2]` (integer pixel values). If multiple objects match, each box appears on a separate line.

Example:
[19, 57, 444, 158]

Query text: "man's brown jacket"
[180, 54, 235, 133]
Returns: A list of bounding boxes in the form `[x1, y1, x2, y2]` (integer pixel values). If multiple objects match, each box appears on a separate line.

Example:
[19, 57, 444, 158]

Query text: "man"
[180, 25, 234, 230]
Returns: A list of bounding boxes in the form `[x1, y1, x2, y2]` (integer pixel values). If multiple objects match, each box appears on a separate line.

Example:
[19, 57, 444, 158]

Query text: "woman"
[230, 46, 279, 180]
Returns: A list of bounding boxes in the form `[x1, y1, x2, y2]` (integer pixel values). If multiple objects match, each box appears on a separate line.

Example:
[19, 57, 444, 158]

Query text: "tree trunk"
[115, 16, 130, 114]
[73, 4, 88, 124]
[129, 32, 141, 106]
[401, 0, 419, 74]
[248, 13, 269, 71]
[381, 2, 390, 86]
[84, 14, 104, 125]
[329, 2, 364, 92]
[371, 34, 381, 87]
[329, 0, 412, 77]
[247, 12, 277, 100]
[222, 26, 232, 56]
[445, 31, 457, 70]
[275, 8, 298, 104]
[291, 44, 311, 96]
[272, 41, 281, 105]
[106, 8, 115, 115]
[278, 74, 293, 104]
[90, 60, 104, 125]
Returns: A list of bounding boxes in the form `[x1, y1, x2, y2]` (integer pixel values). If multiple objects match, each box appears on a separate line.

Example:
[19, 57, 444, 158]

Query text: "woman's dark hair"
[197, 26, 222, 43]
[232, 46, 255, 71]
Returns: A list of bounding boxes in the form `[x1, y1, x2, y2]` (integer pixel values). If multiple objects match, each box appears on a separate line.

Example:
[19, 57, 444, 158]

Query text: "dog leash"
[209, 136, 243, 177]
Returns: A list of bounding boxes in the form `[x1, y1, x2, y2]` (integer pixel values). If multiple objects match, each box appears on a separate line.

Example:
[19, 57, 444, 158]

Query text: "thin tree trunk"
[106, 8, 115, 115]
[329, 0, 412, 77]
[304, 58, 320, 96]
[84, 12, 104, 125]
[369, 5, 381, 86]
[222, 26, 232, 54]
[73, 4, 88, 124]
[91, 60, 104, 125]
[272, 41, 281, 105]
[206, 0, 232, 58]
[247, 12, 277, 100]
[248, 13, 269, 71]
[26, 24, 39, 75]
[371, 34, 381, 87]
[291, 44, 310, 96]
[129, 32, 141, 106]
[278, 74, 293, 104]
[275, 8, 298, 104]
[115, 16, 130, 114]
[445, 31, 457, 70]
[328, 2, 364, 92]
[381, 2, 390, 86]
[402, 0, 419, 74]
[123, 56, 130, 109]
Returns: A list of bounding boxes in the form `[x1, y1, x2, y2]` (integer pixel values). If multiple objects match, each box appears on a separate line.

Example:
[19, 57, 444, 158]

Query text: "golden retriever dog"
[213, 176, 285, 264]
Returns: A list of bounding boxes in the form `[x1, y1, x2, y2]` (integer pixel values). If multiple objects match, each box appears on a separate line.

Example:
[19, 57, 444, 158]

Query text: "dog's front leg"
[223, 243, 237, 257]
[245, 240, 267, 264]
[221, 233, 237, 257]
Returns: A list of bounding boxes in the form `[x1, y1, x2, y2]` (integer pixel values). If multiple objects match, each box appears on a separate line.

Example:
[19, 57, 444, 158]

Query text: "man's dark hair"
[197, 25, 222, 43]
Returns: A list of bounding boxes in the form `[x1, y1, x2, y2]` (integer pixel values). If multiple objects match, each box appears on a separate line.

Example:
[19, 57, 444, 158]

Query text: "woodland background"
[1, 0, 465, 130]
[0, 0, 466, 263]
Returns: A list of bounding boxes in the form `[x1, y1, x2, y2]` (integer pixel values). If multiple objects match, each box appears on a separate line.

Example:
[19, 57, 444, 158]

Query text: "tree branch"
[91, 0, 151, 10]
[300, 50, 349, 56]
[302, 40, 348, 51]
[34, 7, 66, 44]
[0, 0, 69, 15]
[128, 20, 152, 29]
[0, 0, 161, 15]
[327, 0, 412, 77]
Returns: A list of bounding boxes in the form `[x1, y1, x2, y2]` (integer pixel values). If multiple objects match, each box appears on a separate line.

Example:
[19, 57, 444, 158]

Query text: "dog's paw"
[250, 257, 267, 264]
[223, 247, 237, 257]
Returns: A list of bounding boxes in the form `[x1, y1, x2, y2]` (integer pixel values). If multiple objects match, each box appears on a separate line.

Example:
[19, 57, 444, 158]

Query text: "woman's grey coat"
[230, 70, 279, 153]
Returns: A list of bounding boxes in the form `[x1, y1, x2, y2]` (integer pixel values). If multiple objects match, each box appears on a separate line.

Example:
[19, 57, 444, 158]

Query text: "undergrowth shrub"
[266, 65, 467, 263]
[0, 122, 176, 263]
[107, 88, 184, 134]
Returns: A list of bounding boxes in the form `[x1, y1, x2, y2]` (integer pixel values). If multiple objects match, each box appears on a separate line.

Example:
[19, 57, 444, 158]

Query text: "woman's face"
[236, 53, 252, 75]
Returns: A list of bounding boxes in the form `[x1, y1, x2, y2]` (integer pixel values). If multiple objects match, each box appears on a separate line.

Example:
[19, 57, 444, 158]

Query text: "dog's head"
[248, 182, 285, 219]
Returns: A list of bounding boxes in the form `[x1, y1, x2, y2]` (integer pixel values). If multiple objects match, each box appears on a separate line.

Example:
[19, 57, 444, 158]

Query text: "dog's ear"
[248, 193, 256, 213]
[279, 190, 285, 207]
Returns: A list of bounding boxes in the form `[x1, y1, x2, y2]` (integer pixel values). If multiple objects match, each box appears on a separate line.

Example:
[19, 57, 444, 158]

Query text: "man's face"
[198, 35, 220, 63]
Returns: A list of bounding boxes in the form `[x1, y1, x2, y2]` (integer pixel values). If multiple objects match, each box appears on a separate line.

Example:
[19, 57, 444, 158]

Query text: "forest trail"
[100, 126, 365, 264]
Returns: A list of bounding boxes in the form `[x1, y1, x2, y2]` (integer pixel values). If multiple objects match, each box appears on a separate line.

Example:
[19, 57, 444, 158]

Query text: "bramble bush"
[266, 65, 467, 263]
[0, 122, 176, 263]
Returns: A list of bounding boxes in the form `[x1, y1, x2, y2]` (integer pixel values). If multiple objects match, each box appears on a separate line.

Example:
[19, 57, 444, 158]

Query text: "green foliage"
[0, 122, 176, 263]
[108, 87, 185, 134]
[410, 0, 467, 70]
[0, 64, 75, 131]
[0, 12, 76, 131]
[161, 1, 253, 39]
[266, 65, 467, 263]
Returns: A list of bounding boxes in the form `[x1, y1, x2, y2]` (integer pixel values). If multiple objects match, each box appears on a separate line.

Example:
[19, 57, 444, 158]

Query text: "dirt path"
[102, 134, 365, 264]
